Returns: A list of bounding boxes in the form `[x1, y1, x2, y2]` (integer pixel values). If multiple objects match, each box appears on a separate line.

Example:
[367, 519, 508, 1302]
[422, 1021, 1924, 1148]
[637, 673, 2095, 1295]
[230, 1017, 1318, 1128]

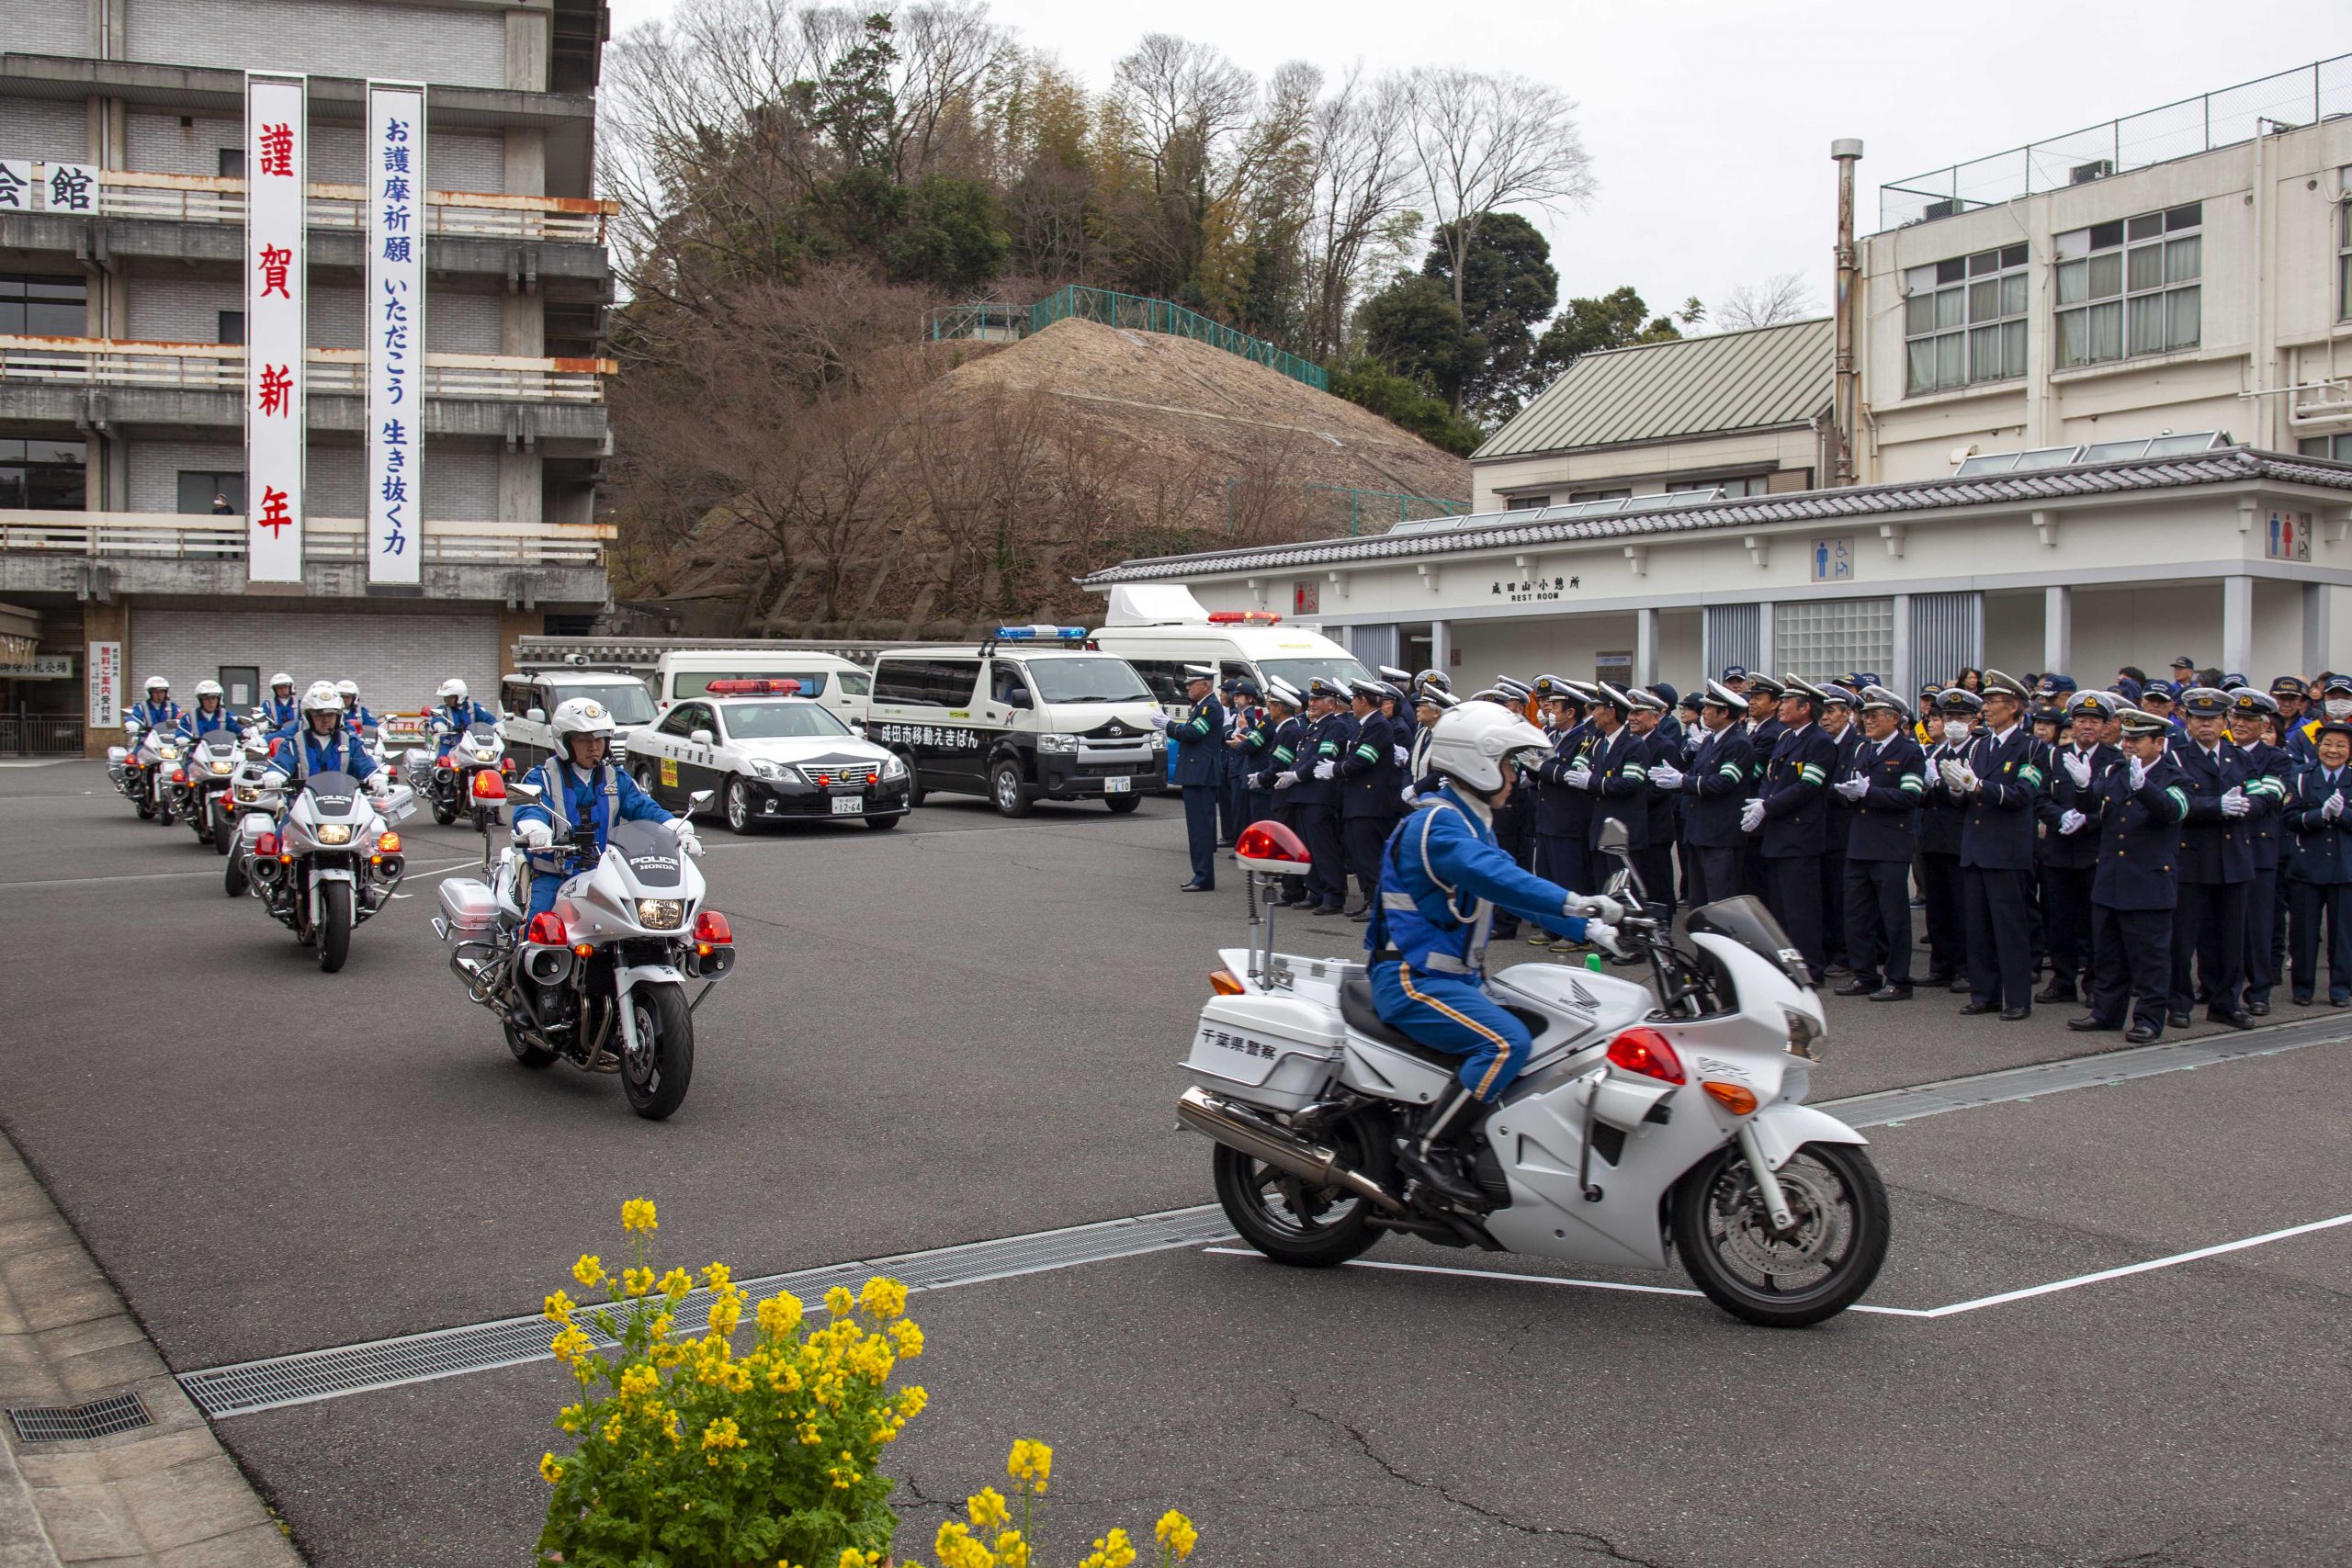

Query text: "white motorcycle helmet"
[144, 675, 170, 695]
[300, 680, 345, 727]
[1425, 703, 1553, 795]
[437, 678, 469, 704]
[335, 679, 361, 705]
[549, 696, 616, 763]
[196, 679, 223, 699]
[269, 671, 294, 694]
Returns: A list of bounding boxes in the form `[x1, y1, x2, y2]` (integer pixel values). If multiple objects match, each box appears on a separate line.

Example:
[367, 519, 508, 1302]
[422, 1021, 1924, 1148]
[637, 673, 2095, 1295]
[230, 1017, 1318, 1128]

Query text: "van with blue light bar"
[865, 629, 1165, 818]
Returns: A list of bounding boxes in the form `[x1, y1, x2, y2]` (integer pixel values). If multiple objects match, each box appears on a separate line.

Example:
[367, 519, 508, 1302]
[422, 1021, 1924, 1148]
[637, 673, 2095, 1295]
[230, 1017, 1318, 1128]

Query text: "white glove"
[2220, 785, 2251, 818]
[1399, 784, 1416, 804]
[1647, 764, 1684, 790]
[2062, 752, 2092, 790]
[1938, 759, 1965, 792]
[2058, 809, 2086, 835]
[2325, 792, 2345, 822]
[1834, 776, 1869, 801]
[516, 818, 554, 849]
[1392, 744, 1409, 768]
[261, 770, 288, 791]
[670, 819, 704, 856]
[1739, 798, 1765, 833]
[2128, 756, 2149, 789]
[1273, 773, 1296, 790]
[1312, 760, 1337, 780]
[1954, 766, 1980, 794]
[1571, 894, 1625, 924]
[1584, 921, 1626, 958]
[1147, 712, 1170, 731]
[1564, 766, 1593, 791]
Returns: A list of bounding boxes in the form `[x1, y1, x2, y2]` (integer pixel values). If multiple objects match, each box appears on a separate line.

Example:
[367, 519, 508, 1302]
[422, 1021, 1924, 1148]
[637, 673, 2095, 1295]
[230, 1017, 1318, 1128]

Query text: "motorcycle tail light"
[525, 912, 568, 947]
[378, 830, 401, 853]
[692, 910, 733, 945]
[1702, 1081, 1759, 1116]
[254, 830, 280, 857]
[501, 757, 514, 774]
[1210, 968, 1246, 996]
[1605, 1027, 1685, 1085]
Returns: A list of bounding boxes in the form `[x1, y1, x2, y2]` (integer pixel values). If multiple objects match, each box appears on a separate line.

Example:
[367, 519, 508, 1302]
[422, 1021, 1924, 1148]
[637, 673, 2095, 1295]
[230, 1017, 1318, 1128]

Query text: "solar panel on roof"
[2082, 438, 2152, 462]
[2143, 430, 2227, 456]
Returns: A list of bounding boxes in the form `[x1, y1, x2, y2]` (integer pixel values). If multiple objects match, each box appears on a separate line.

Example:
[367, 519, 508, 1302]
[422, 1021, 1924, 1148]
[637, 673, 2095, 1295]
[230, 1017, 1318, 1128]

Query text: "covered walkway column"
[1634, 607, 1660, 687]
[2222, 574, 2254, 680]
[2043, 586, 2071, 682]
[1430, 619, 1452, 679]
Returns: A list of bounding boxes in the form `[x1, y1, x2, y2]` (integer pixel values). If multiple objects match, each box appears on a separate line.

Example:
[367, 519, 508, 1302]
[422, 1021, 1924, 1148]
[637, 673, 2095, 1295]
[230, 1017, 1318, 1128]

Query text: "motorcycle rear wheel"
[1672, 1141, 1889, 1328]
[223, 854, 247, 898]
[211, 806, 232, 854]
[1211, 1133, 1381, 1269]
[316, 881, 353, 974]
[621, 982, 694, 1120]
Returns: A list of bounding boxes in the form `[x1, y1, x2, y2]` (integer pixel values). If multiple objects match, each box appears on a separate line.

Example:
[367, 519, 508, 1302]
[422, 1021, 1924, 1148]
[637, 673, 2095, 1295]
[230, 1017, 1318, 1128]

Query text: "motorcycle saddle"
[1338, 973, 1481, 1071]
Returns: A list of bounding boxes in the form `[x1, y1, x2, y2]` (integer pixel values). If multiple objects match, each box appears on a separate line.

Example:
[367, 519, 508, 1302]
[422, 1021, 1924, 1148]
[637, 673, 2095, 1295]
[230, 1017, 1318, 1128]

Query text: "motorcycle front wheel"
[223, 853, 247, 898]
[620, 982, 694, 1120]
[1211, 1122, 1382, 1269]
[316, 881, 353, 973]
[1672, 1141, 1889, 1328]
[211, 805, 232, 854]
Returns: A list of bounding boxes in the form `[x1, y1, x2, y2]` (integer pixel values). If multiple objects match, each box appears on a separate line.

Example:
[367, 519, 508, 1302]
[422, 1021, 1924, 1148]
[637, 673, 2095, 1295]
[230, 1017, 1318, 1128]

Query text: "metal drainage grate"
[182, 1205, 1237, 1420]
[7, 1393, 152, 1444]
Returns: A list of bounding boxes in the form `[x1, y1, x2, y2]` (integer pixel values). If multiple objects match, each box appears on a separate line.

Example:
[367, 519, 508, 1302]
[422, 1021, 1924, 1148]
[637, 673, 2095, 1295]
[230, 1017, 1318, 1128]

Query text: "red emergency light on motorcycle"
[702, 679, 802, 696]
[1234, 819, 1312, 876]
[1205, 610, 1282, 625]
[524, 911, 568, 947]
[471, 771, 505, 800]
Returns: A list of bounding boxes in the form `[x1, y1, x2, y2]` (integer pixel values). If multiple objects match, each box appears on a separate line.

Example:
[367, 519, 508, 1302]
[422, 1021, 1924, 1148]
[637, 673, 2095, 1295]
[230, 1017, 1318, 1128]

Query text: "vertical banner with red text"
[244, 73, 306, 582]
[366, 82, 425, 584]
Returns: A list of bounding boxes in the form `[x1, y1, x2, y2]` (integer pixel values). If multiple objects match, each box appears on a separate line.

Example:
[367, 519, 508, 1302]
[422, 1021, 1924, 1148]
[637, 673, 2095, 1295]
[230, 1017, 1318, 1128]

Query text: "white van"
[1088, 584, 1370, 708]
[648, 649, 872, 731]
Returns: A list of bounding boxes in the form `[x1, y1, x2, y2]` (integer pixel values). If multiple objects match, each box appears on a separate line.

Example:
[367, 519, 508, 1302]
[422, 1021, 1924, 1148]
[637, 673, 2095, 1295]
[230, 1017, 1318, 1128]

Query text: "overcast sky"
[603, 0, 2346, 324]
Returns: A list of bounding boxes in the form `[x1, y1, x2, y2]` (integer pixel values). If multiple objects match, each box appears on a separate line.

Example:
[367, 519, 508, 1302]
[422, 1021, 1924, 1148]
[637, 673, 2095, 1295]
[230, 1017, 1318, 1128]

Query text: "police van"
[1088, 585, 1369, 709]
[864, 627, 1164, 817]
[498, 668, 655, 772]
[628, 679, 911, 833]
[648, 649, 872, 732]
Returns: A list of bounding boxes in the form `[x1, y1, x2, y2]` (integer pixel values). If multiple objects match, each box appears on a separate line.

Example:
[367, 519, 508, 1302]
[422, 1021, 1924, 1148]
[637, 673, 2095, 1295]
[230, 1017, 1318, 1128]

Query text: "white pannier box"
[435, 878, 500, 942]
[1182, 994, 1346, 1113]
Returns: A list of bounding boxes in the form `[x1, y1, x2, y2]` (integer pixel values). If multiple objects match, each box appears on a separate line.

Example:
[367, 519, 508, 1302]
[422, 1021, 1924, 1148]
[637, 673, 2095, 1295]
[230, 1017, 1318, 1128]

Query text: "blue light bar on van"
[991, 626, 1088, 640]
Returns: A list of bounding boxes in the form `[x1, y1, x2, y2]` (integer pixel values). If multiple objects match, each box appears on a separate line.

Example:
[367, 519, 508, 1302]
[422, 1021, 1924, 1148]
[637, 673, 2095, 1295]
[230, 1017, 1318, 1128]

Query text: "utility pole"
[1831, 139, 1864, 486]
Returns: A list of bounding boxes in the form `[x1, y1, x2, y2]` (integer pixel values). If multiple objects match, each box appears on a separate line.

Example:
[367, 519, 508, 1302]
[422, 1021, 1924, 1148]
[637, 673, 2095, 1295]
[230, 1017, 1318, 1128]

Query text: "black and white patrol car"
[625, 680, 911, 833]
[498, 669, 652, 773]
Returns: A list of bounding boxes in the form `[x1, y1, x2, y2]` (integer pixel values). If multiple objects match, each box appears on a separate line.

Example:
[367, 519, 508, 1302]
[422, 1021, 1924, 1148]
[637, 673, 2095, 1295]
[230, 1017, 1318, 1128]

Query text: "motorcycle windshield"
[305, 771, 362, 813]
[1684, 896, 1812, 989]
[607, 819, 683, 888]
[467, 723, 499, 743]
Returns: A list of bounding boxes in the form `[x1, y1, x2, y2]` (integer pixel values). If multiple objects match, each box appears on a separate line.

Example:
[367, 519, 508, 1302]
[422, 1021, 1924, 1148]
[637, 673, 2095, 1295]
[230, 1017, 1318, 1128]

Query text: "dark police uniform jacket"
[1958, 725, 2041, 872]
[1170, 694, 1225, 788]
[2238, 740, 2295, 874]
[2171, 738, 2256, 886]
[2039, 741, 2118, 871]
[1743, 716, 1786, 796]
[1918, 736, 1971, 856]
[2089, 753, 2189, 910]
[1338, 710, 1397, 819]
[2286, 765, 2352, 885]
[1676, 725, 1754, 848]
[1758, 722, 1838, 858]
[1533, 720, 1596, 840]
[1258, 715, 1307, 792]
[1585, 723, 1652, 852]
[1824, 724, 1866, 852]
[1287, 709, 1355, 808]
[1844, 732, 1927, 863]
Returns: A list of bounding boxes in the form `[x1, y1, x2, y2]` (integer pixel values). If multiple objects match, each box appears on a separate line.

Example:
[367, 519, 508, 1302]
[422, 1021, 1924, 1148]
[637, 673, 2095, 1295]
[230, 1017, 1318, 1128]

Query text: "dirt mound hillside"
[937, 316, 1469, 506]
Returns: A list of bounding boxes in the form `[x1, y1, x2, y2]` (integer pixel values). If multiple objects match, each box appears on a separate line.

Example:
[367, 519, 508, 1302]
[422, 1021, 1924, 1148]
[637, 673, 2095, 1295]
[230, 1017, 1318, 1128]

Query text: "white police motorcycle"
[107, 721, 181, 823]
[409, 719, 506, 829]
[175, 728, 245, 849]
[231, 770, 413, 973]
[1178, 818, 1888, 1327]
[432, 774, 732, 1120]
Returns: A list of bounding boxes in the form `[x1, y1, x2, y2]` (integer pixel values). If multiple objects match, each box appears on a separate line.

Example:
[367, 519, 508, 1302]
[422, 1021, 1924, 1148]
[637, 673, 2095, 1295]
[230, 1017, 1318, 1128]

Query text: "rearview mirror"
[506, 782, 543, 803]
[688, 789, 715, 814]
[526, 708, 546, 723]
[1596, 818, 1631, 859]
[690, 728, 715, 748]
[1004, 688, 1032, 709]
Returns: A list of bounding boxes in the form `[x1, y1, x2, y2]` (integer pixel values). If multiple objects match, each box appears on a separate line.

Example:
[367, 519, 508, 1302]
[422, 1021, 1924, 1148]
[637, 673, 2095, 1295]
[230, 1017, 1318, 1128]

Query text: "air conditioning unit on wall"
[2070, 159, 2114, 185]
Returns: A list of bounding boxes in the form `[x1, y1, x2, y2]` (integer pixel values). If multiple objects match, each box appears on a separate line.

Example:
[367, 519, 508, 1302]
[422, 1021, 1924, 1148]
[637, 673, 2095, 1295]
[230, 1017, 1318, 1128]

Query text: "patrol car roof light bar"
[979, 626, 1089, 655]
[701, 679, 803, 696]
[1234, 819, 1313, 984]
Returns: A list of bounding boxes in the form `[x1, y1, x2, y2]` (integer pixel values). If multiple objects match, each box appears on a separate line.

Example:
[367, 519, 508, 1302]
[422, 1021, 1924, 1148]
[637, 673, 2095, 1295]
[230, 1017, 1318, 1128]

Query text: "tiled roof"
[1473, 316, 1834, 460]
[1080, 447, 2352, 585]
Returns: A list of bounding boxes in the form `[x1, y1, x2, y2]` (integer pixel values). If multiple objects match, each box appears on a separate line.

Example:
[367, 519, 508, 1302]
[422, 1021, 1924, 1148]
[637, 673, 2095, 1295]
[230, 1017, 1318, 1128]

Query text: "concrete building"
[1087, 57, 2352, 697]
[0, 0, 615, 753]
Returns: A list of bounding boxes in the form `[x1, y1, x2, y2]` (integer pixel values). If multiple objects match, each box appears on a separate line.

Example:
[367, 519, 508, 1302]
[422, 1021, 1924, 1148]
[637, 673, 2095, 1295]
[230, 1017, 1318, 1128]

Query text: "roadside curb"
[0, 1133, 302, 1566]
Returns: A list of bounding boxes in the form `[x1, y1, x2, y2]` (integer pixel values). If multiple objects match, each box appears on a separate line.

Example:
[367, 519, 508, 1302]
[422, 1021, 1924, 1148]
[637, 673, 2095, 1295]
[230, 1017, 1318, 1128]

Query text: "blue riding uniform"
[342, 704, 380, 735]
[1367, 783, 1597, 1101]
[129, 698, 182, 732]
[259, 693, 299, 729]
[429, 699, 499, 756]
[178, 705, 244, 739]
[511, 757, 673, 919]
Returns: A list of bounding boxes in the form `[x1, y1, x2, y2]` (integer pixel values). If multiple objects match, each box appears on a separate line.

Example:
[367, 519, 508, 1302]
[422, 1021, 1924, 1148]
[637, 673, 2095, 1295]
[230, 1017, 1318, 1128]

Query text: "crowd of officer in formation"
[1164, 654, 2352, 1047]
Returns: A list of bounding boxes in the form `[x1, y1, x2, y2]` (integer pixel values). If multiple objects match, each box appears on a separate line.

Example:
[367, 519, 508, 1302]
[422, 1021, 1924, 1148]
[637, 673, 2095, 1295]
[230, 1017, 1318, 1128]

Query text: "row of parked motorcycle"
[102, 706, 734, 1119]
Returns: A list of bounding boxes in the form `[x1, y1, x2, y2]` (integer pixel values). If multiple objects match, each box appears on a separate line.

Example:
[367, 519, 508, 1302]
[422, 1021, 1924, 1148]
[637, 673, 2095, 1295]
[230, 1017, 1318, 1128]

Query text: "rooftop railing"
[0, 510, 612, 568]
[1879, 53, 2352, 231]
[5, 165, 610, 243]
[0, 335, 614, 403]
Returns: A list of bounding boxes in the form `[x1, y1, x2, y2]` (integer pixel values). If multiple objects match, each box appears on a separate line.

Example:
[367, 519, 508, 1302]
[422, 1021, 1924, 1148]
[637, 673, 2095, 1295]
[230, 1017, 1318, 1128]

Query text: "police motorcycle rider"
[261, 681, 386, 801]
[1365, 702, 1627, 1209]
[428, 678, 499, 757]
[335, 679, 379, 737]
[129, 675, 181, 733]
[177, 679, 244, 739]
[259, 673, 300, 731]
[511, 698, 699, 921]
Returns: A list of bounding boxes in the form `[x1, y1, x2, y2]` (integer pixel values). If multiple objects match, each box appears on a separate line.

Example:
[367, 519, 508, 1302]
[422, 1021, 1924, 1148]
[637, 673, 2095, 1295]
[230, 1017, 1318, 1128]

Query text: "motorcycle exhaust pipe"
[1176, 1088, 1406, 1213]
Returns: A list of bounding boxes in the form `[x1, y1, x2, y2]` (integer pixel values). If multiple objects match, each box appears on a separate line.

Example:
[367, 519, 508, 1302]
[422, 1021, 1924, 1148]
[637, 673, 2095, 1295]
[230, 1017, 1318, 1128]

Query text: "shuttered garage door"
[130, 605, 503, 715]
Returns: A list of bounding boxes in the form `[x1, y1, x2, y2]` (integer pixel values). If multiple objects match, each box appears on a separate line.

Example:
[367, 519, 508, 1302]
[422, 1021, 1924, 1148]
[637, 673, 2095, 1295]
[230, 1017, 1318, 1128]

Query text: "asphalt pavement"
[1, 761, 2346, 1567]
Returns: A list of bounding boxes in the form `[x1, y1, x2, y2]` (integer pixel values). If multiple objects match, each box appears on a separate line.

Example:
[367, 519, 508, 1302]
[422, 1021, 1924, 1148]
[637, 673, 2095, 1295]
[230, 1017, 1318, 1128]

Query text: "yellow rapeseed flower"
[824, 1286, 854, 1316]
[1080, 1528, 1136, 1568]
[556, 1404, 585, 1434]
[709, 1294, 743, 1336]
[572, 1254, 606, 1289]
[888, 1319, 924, 1359]
[837, 1553, 883, 1568]
[757, 1292, 804, 1337]
[701, 1416, 745, 1453]
[1007, 1438, 1052, 1494]
[548, 1325, 592, 1366]
[967, 1486, 1011, 1532]
[538, 1451, 564, 1484]
[1154, 1511, 1199, 1562]
[543, 1290, 576, 1326]
[620, 1198, 658, 1233]
[993, 1529, 1032, 1568]
[857, 1277, 908, 1320]
[619, 1363, 662, 1401]
[703, 1261, 732, 1290]
[659, 1267, 695, 1300]
[650, 1313, 674, 1340]
[621, 1266, 655, 1298]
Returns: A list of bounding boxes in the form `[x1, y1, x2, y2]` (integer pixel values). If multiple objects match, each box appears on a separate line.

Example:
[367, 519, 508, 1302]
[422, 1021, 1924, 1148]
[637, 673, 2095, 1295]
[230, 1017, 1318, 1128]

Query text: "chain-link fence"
[1030, 286, 1329, 390]
[1880, 54, 2352, 231]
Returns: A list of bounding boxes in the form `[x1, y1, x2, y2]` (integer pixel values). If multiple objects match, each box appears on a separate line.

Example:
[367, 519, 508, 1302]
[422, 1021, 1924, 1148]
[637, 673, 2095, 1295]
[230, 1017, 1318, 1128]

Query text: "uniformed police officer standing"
[1160, 664, 1224, 892]
[1949, 670, 2042, 1020]
[1649, 679, 1752, 908]
[1531, 680, 1595, 896]
[1818, 686, 1863, 974]
[1571, 683, 1652, 899]
[1628, 688, 1679, 928]
[1918, 689, 1980, 989]
[1405, 680, 1453, 798]
[2231, 688, 2292, 1015]
[1223, 677, 1266, 845]
[2069, 706, 2191, 1043]
[2040, 691, 2120, 1005]
[1833, 686, 1927, 1000]
[1742, 675, 1838, 982]
[1738, 673, 1787, 896]
[1290, 676, 1356, 915]
[1233, 678, 1279, 836]
[2167, 686, 2258, 1028]
[1259, 680, 1309, 905]
[1339, 677, 1399, 919]
[2283, 719, 2352, 1006]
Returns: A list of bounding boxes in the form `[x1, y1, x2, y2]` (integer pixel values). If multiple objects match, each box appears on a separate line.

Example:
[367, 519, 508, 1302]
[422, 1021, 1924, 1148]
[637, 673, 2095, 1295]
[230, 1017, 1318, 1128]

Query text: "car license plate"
[1104, 776, 1131, 794]
[831, 795, 864, 815]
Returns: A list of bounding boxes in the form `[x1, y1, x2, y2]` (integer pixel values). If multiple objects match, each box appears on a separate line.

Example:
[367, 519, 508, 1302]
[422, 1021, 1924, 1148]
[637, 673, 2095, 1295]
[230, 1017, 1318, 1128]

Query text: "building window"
[1905, 244, 2027, 394]
[1775, 597, 1894, 685]
[1668, 475, 1770, 497]
[0, 438, 86, 510]
[1504, 494, 1549, 511]
[176, 471, 247, 515]
[218, 148, 244, 180]
[0, 275, 86, 337]
[2339, 197, 2351, 322]
[1568, 488, 1631, 503]
[2301, 434, 2352, 462]
[2055, 204, 2200, 368]
[217, 310, 244, 345]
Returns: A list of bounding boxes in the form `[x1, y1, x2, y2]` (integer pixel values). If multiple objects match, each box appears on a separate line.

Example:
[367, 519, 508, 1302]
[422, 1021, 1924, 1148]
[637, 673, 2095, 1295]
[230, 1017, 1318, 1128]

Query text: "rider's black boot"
[1397, 1088, 1487, 1209]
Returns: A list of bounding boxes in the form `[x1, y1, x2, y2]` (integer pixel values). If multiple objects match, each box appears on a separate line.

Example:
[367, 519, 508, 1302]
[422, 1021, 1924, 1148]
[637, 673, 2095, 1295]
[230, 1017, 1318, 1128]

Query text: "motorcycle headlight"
[637, 898, 684, 931]
[317, 823, 354, 845]
[235, 784, 260, 803]
[157, 746, 180, 761]
[880, 753, 906, 780]
[209, 759, 233, 774]
[1783, 1008, 1825, 1061]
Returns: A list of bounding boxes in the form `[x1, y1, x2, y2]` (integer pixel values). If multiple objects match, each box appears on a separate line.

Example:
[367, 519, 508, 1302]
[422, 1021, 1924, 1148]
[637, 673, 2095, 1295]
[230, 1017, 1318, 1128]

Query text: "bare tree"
[1401, 66, 1595, 315]
[1102, 34, 1258, 294]
[1713, 272, 1820, 331]
[1300, 66, 1414, 361]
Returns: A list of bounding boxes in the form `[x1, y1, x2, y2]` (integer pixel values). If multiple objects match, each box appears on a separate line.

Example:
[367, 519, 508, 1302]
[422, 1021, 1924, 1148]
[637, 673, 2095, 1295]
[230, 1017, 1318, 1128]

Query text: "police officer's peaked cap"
[1652, 681, 1679, 705]
[1980, 669, 2030, 700]
[1702, 679, 1746, 710]
[1466, 686, 1512, 705]
[2231, 687, 2279, 718]
[1493, 675, 1533, 700]
[2115, 706, 2170, 737]
[2271, 674, 2309, 697]
[1626, 686, 1668, 712]
[1233, 677, 1261, 699]
[1413, 668, 1453, 694]
[1377, 665, 1412, 684]
[2222, 671, 2249, 690]
[1677, 689, 1704, 713]
[2177, 686, 2233, 719]
[1562, 680, 1600, 703]
[1530, 673, 1571, 701]
[1780, 675, 1828, 703]
[1823, 684, 1860, 708]
[2114, 675, 2145, 703]
[1183, 663, 1217, 682]
[1264, 678, 1303, 708]
[1860, 684, 1910, 718]
[2069, 691, 2118, 719]
[1419, 688, 1460, 711]
[2142, 679, 2178, 702]
[2030, 704, 2068, 726]
[1745, 672, 1786, 697]
[2318, 719, 2352, 741]
[1937, 687, 1985, 713]
[1590, 682, 1634, 713]
[1306, 675, 1348, 700]
[1346, 677, 1385, 701]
